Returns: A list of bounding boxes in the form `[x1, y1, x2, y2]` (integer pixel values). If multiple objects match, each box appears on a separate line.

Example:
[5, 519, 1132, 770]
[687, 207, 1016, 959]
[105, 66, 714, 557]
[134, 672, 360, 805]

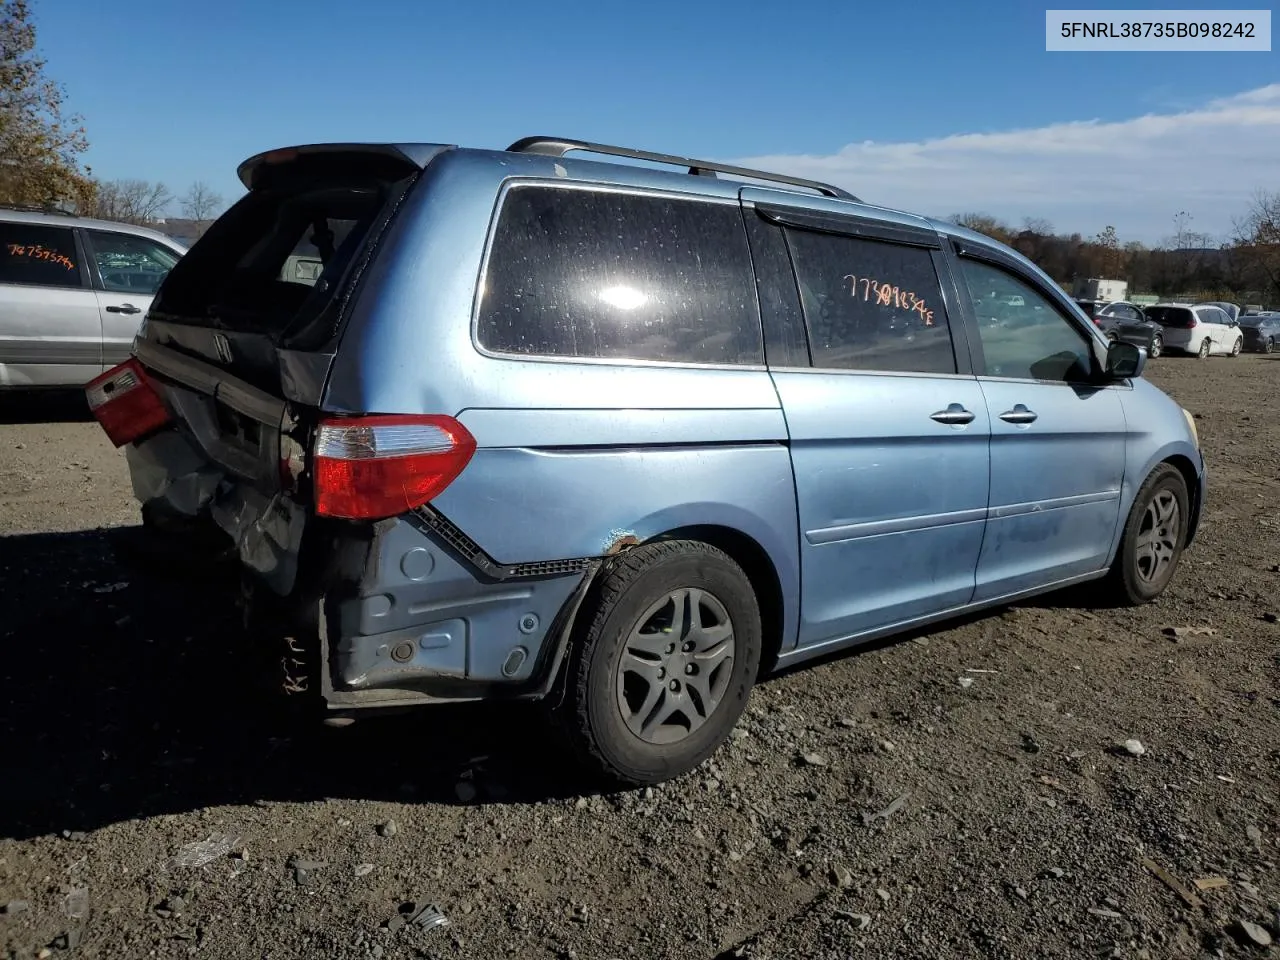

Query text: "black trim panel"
[755, 204, 942, 249]
[407, 505, 591, 582]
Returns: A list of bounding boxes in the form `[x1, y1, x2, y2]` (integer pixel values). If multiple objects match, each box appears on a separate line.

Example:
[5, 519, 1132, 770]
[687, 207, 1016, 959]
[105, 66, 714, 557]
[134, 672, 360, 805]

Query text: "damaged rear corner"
[313, 515, 602, 716]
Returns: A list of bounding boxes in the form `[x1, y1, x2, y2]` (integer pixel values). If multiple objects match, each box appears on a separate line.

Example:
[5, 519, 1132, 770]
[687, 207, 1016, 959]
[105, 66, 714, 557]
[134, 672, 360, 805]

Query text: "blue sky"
[38, 0, 1280, 243]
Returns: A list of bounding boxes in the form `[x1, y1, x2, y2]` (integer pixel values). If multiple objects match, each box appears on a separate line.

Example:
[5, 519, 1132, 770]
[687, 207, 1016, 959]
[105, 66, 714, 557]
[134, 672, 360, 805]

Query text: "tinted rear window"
[151, 160, 415, 342]
[1146, 307, 1194, 327]
[477, 184, 762, 365]
[1, 222, 82, 288]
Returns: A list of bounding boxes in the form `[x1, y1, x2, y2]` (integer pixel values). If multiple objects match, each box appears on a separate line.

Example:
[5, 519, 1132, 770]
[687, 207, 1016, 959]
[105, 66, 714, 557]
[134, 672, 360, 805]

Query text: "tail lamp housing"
[312, 415, 476, 520]
[85, 359, 173, 448]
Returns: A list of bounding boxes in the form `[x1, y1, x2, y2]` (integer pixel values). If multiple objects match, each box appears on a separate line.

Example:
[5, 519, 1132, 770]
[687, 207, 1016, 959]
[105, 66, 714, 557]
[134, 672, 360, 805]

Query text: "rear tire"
[1102, 464, 1190, 606]
[1197, 338, 1211, 359]
[558, 540, 761, 786]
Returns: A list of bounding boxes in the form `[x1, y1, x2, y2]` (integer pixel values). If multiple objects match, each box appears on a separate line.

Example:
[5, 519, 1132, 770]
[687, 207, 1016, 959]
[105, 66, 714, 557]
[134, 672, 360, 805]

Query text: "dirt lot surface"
[0, 358, 1277, 960]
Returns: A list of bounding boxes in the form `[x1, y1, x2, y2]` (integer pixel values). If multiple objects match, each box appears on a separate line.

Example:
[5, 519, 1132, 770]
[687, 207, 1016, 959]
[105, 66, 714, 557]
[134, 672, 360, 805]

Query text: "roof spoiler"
[236, 143, 455, 189]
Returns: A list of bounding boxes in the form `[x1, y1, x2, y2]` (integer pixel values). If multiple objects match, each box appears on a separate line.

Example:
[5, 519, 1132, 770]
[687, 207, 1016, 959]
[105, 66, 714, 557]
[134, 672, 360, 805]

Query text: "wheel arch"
[1162, 453, 1203, 545]
[650, 524, 787, 679]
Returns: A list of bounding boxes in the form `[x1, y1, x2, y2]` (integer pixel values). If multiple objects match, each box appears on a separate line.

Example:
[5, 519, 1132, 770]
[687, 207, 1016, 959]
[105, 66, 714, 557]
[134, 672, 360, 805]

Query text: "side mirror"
[1105, 339, 1145, 379]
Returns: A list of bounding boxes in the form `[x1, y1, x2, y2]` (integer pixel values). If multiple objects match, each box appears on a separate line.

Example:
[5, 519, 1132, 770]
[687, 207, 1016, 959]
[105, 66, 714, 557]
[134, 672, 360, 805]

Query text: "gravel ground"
[0, 357, 1277, 960]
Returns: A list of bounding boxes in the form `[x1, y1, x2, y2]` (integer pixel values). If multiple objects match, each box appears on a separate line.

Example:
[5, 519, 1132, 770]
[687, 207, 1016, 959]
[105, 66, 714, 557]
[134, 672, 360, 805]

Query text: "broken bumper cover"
[125, 429, 593, 706]
[322, 517, 591, 704]
[126, 430, 304, 597]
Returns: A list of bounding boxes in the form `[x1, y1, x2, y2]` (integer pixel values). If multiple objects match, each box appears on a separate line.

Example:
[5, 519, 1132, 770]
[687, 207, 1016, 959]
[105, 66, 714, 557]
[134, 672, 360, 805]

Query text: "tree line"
[947, 205, 1280, 306]
[2, 0, 1277, 301]
[0, 0, 224, 230]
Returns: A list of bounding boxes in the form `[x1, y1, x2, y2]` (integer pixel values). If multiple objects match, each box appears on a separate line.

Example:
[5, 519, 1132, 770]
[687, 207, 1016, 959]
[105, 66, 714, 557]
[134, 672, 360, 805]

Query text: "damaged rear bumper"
[125, 429, 595, 712]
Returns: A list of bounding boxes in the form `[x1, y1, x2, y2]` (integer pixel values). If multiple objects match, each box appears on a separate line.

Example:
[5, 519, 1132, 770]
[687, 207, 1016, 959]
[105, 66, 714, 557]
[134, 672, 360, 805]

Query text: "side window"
[87, 230, 181, 295]
[477, 185, 762, 365]
[783, 229, 957, 374]
[959, 259, 1094, 383]
[1, 223, 82, 289]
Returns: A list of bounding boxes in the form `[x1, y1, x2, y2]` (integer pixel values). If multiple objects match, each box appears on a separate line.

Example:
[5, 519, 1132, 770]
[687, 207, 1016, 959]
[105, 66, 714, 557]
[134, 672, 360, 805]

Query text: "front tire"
[1103, 464, 1190, 606]
[1149, 333, 1163, 359]
[560, 540, 761, 786]
[1265, 337, 1275, 354]
[1197, 338, 1211, 359]
[1230, 336, 1243, 356]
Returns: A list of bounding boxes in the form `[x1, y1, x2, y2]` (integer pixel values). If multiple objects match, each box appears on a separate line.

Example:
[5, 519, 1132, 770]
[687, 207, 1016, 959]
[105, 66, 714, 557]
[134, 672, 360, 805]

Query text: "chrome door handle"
[999, 404, 1038, 424]
[930, 403, 976, 425]
[105, 304, 141, 315]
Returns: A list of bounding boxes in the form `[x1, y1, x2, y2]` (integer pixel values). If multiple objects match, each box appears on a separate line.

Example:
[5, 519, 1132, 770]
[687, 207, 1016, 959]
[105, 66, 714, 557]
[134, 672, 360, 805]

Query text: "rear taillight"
[85, 359, 173, 448]
[312, 415, 476, 520]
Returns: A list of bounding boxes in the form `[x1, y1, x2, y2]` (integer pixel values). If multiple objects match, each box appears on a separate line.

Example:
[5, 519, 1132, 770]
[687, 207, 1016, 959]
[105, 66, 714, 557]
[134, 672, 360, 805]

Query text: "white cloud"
[732, 85, 1280, 245]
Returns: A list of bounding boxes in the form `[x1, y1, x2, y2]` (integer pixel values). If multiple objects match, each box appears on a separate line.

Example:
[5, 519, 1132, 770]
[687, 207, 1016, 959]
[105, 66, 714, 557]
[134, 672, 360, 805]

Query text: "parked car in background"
[1197, 301, 1242, 324]
[85, 137, 1205, 786]
[1239, 311, 1280, 353]
[1145, 302, 1243, 358]
[0, 208, 187, 389]
[1093, 301, 1163, 358]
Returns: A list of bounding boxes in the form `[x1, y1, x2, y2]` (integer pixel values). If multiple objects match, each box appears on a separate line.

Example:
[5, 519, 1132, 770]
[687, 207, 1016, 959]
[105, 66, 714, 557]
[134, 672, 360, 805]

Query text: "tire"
[1197, 338, 1211, 359]
[1103, 463, 1190, 606]
[559, 540, 761, 786]
[1265, 337, 1275, 355]
[1230, 336, 1242, 357]
[1148, 333, 1162, 359]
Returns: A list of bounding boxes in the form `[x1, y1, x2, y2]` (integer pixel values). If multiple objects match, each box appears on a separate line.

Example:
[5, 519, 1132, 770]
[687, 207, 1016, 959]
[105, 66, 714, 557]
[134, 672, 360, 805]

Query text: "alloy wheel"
[1134, 490, 1181, 586]
[615, 587, 736, 745]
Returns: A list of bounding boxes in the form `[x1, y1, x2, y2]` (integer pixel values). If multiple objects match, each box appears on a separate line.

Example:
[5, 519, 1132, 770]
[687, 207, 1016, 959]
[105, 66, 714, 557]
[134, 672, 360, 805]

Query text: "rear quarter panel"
[324, 149, 803, 653]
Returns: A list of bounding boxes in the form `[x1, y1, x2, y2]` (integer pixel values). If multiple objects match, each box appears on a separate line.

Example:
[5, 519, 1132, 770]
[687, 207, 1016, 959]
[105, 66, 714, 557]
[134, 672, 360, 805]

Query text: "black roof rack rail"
[0, 203, 76, 216]
[506, 136, 859, 203]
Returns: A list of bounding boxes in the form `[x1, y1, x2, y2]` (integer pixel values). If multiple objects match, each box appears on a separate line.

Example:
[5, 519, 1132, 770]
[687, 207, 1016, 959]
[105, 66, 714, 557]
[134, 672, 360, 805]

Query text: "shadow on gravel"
[0, 389, 94, 425]
[0, 525, 1119, 841]
[0, 527, 591, 842]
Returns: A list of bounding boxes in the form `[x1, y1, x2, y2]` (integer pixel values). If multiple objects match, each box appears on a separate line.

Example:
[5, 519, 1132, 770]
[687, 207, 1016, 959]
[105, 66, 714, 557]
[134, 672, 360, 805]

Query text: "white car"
[1144, 302, 1243, 359]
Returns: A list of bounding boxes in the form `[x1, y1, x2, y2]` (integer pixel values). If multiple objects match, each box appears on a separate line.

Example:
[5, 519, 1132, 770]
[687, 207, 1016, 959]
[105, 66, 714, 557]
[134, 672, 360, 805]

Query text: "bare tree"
[1095, 225, 1121, 276]
[180, 181, 223, 229]
[1230, 190, 1280, 302]
[89, 179, 173, 224]
[947, 212, 1012, 244]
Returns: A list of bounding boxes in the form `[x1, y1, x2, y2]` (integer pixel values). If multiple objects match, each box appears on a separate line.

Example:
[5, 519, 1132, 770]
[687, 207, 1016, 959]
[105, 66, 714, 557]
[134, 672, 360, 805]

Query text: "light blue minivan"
[86, 137, 1206, 785]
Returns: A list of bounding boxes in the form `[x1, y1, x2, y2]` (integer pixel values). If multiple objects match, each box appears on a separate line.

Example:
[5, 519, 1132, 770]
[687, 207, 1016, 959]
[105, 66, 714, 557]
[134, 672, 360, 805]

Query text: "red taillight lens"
[85, 359, 173, 448]
[312, 415, 476, 520]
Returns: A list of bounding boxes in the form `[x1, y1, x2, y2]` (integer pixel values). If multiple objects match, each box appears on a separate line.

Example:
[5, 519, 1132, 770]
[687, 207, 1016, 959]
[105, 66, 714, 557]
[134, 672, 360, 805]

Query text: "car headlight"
[1181, 407, 1199, 449]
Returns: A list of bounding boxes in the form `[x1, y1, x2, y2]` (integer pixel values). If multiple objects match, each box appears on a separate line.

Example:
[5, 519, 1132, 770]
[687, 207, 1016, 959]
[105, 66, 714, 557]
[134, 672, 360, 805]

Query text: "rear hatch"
[123, 144, 447, 593]
[1146, 306, 1196, 329]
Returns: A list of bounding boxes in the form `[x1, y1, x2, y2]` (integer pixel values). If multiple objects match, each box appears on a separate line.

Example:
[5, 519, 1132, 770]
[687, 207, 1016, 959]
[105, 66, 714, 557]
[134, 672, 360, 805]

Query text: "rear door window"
[477, 184, 762, 365]
[1, 222, 83, 289]
[85, 230, 181, 294]
[783, 228, 958, 375]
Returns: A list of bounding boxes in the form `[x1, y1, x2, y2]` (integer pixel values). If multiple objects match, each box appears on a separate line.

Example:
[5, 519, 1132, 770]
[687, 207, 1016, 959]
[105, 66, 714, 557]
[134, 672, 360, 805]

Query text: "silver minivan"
[0, 208, 187, 389]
